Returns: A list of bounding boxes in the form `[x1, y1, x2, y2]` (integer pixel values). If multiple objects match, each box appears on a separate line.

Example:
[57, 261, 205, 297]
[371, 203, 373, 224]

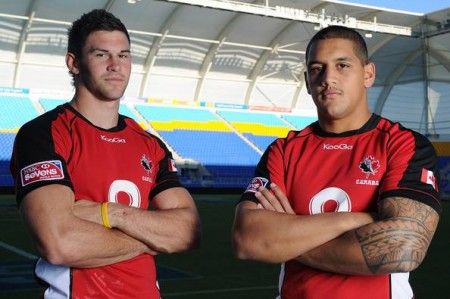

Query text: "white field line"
[0, 240, 38, 260]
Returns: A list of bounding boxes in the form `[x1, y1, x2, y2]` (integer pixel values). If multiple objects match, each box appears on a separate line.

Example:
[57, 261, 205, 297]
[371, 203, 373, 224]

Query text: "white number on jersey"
[309, 187, 351, 214]
[108, 179, 141, 208]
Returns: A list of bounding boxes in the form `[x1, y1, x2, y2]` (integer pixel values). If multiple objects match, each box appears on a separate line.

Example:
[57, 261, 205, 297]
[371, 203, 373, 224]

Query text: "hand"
[255, 183, 295, 214]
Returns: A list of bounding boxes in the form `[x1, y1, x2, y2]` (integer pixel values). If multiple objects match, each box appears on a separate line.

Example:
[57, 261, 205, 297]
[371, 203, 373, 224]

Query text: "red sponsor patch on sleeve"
[20, 160, 65, 187]
[244, 177, 269, 193]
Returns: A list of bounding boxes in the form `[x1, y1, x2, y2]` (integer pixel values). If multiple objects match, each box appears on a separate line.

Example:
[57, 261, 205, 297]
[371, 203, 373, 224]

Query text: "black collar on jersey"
[311, 113, 381, 137]
[63, 103, 127, 132]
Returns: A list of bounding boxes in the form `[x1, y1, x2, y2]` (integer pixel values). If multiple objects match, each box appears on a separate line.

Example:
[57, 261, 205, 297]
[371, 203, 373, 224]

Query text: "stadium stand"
[135, 105, 261, 187]
[0, 133, 15, 187]
[39, 98, 67, 112]
[281, 114, 317, 130]
[0, 96, 38, 132]
[217, 110, 291, 151]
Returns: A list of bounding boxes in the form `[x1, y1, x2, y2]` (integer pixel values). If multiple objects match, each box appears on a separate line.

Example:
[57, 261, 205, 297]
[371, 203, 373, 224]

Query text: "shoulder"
[375, 115, 422, 140]
[375, 116, 434, 154]
[17, 105, 71, 140]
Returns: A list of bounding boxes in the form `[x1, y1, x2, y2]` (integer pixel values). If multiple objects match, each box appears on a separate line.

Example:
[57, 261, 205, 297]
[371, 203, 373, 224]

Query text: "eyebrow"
[307, 56, 354, 67]
[88, 48, 131, 54]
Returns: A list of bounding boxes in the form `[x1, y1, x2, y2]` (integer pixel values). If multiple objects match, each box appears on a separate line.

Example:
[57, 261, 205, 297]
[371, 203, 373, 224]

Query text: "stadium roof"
[0, 0, 449, 137]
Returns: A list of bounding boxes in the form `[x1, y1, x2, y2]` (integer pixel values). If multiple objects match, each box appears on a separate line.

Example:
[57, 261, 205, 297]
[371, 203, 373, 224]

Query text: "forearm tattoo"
[355, 197, 439, 274]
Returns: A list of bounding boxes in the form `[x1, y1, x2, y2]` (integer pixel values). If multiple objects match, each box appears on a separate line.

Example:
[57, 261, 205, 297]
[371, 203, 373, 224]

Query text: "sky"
[339, 0, 450, 14]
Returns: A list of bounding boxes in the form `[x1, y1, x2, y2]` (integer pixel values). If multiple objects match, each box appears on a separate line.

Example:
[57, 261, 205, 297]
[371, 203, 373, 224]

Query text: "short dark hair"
[68, 9, 130, 58]
[305, 25, 369, 65]
[67, 9, 130, 86]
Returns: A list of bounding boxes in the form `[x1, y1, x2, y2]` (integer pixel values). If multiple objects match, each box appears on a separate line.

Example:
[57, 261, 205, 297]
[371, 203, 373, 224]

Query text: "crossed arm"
[298, 195, 439, 275]
[232, 183, 439, 275]
[21, 184, 200, 268]
[232, 184, 374, 263]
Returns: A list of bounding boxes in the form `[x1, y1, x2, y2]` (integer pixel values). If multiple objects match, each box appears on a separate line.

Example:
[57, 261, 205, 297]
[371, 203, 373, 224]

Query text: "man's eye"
[309, 66, 321, 73]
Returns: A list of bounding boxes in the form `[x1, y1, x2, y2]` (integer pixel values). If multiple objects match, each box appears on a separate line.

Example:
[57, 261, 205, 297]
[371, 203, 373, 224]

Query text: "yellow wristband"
[101, 202, 112, 229]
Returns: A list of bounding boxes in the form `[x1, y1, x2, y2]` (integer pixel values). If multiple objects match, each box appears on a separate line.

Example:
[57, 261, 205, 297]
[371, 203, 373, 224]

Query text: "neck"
[318, 111, 372, 134]
[70, 89, 120, 129]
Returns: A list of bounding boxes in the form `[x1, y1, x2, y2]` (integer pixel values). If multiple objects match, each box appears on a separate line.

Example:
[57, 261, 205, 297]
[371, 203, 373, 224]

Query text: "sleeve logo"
[20, 160, 65, 187]
[244, 177, 269, 193]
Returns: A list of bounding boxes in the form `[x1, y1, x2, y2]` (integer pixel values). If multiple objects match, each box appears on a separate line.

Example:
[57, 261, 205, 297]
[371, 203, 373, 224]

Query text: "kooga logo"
[101, 135, 126, 143]
[323, 143, 353, 150]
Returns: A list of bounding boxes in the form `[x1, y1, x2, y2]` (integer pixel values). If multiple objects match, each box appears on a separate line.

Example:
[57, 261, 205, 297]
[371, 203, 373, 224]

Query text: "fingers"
[255, 187, 284, 212]
[255, 183, 295, 214]
[270, 183, 295, 214]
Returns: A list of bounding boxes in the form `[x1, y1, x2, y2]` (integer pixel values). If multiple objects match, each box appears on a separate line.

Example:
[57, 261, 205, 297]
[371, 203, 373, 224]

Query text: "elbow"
[163, 215, 202, 254]
[395, 250, 424, 273]
[175, 224, 201, 253]
[398, 241, 430, 272]
[232, 230, 279, 263]
[232, 231, 252, 260]
[38, 239, 77, 266]
[188, 220, 202, 250]
[382, 245, 428, 273]
[37, 228, 84, 266]
[178, 213, 201, 252]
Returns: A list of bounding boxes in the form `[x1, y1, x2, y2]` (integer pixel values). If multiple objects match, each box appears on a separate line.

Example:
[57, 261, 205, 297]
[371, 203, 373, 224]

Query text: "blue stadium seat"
[119, 104, 138, 120]
[136, 105, 218, 121]
[0, 96, 39, 129]
[281, 114, 316, 130]
[159, 130, 260, 166]
[40, 98, 68, 112]
[0, 133, 15, 187]
[243, 133, 276, 150]
[218, 110, 286, 126]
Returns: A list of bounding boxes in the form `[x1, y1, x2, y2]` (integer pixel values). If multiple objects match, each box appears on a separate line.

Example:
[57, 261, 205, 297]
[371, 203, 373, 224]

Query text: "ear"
[304, 71, 311, 95]
[66, 52, 80, 75]
[363, 62, 376, 88]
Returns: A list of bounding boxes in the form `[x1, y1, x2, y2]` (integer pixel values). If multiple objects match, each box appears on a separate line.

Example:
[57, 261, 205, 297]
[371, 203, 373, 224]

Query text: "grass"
[0, 194, 449, 299]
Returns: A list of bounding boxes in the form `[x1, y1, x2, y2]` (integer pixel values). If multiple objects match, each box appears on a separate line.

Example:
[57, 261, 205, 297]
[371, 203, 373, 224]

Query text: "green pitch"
[0, 194, 448, 299]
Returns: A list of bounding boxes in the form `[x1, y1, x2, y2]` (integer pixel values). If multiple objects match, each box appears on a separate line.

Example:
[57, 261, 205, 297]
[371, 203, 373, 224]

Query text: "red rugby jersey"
[241, 114, 441, 299]
[11, 103, 182, 299]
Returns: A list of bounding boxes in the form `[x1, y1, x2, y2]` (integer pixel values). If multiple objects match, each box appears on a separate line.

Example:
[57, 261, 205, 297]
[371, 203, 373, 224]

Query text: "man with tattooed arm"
[232, 25, 441, 299]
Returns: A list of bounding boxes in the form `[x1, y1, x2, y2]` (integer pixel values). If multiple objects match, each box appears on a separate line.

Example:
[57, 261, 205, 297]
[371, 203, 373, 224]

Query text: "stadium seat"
[0, 96, 39, 131]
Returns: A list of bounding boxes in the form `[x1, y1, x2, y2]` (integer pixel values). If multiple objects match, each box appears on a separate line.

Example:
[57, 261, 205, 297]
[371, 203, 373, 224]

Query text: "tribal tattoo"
[355, 197, 439, 274]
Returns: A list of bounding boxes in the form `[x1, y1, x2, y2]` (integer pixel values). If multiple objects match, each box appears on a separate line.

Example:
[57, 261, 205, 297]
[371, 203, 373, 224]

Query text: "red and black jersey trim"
[380, 120, 441, 214]
[11, 106, 73, 206]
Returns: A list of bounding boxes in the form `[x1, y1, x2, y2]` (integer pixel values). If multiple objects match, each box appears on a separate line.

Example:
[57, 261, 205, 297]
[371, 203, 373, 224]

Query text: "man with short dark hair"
[232, 25, 441, 299]
[10, 9, 200, 298]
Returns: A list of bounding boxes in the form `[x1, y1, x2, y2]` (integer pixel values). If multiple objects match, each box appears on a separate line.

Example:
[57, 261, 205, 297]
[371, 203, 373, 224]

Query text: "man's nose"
[107, 56, 120, 71]
[321, 67, 337, 86]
